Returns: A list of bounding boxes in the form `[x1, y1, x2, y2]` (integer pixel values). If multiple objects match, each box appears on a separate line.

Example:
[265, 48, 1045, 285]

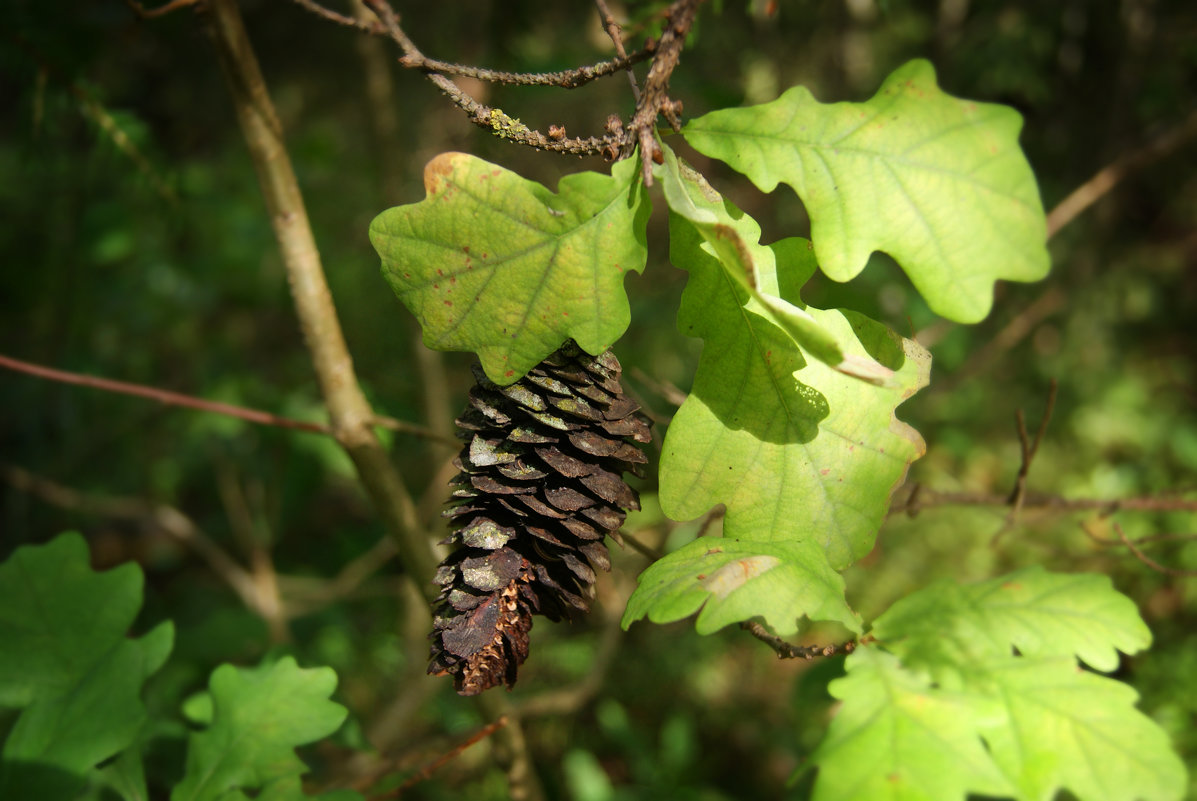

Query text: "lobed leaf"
[807, 648, 1014, 801]
[171, 657, 348, 801]
[620, 537, 861, 636]
[0, 534, 173, 800]
[370, 153, 650, 384]
[683, 59, 1049, 322]
[871, 566, 1152, 677]
[658, 186, 928, 571]
[809, 572, 1187, 801]
[978, 656, 1187, 801]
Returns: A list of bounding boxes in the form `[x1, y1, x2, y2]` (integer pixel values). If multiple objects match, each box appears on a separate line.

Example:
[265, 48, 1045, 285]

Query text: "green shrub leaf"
[807, 648, 1015, 801]
[682, 59, 1049, 322]
[809, 571, 1187, 801]
[0, 534, 173, 800]
[369, 152, 650, 383]
[657, 181, 928, 572]
[871, 566, 1152, 676]
[621, 537, 861, 635]
[171, 657, 348, 801]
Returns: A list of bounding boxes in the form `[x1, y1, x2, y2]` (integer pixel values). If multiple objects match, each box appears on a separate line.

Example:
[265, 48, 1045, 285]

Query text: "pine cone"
[428, 341, 651, 695]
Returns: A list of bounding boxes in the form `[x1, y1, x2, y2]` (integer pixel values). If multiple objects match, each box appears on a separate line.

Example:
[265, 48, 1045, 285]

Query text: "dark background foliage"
[2, 1, 1195, 798]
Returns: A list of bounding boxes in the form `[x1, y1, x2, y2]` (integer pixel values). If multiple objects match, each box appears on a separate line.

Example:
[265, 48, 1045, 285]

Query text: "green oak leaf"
[370, 153, 650, 384]
[659, 192, 929, 571]
[871, 566, 1152, 678]
[683, 59, 1049, 323]
[655, 144, 850, 372]
[977, 656, 1186, 801]
[807, 648, 1014, 801]
[171, 657, 348, 801]
[621, 537, 861, 636]
[810, 571, 1186, 801]
[0, 534, 173, 801]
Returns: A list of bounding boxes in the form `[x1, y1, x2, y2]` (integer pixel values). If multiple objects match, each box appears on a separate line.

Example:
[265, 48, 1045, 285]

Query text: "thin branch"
[992, 380, 1058, 543]
[1, 463, 265, 613]
[1114, 523, 1197, 577]
[0, 352, 454, 444]
[206, 0, 438, 597]
[402, 49, 654, 90]
[279, 536, 398, 616]
[891, 485, 1197, 517]
[1046, 108, 1197, 237]
[367, 716, 510, 799]
[594, 0, 641, 100]
[290, 0, 381, 33]
[624, 0, 704, 183]
[740, 621, 857, 660]
[292, 0, 651, 89]
[203, 5, 542, 800]
[362, 0, 613, 157]
[124, 0, 200, 19]
[618, 529, 664, 562]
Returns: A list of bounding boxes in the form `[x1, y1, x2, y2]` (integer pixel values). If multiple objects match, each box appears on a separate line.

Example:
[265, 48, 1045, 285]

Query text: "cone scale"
[428, 342, 651, 696]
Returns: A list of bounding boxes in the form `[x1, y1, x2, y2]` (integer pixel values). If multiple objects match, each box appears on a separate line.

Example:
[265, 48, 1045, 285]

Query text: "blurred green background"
[2, 1, 1195, 798]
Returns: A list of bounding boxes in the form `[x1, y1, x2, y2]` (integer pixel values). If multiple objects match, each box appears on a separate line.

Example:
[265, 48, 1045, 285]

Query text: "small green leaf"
[621, 537, 861, 635]
[370, 153, 650, 383]
[660, 193, 929, 569]
[979, 656, 1186, 801]
[872, 566, 1152, 676]
[171, 657, 348, 801]
[0, 534, 173, 801]
[683, 59, 1049, 322]
[0, 532, 144, 707]
[656, 145, 850, 371]
[808, 648, 1014, 801]
[810, 572, 1187, 801]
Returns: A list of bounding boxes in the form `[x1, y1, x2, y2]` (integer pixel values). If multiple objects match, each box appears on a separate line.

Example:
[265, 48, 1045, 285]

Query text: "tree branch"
[890, 486, 1197, 517]
[740, 621, 857, 660]
[204, 5, 543, 799]
[205, 0, 438, 600]
[991, 380, 1058, 543]
[624, 0, 703, 183]
[1113, 523, 1197, 577]
[594, 0, 641, 100]
[0, 352, 454, 444]
[1, 463, 266, 614]
[1046, 107, 1197, 237]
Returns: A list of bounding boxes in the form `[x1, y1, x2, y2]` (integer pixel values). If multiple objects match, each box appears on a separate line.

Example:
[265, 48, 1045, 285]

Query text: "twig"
[293, 0, 651, 89]
[695, 506, 726, 538]
[0, 352, 452, 444]
[1114, 523, 1197, 577]
[360, 0, 617, 157]
[899, 487, 1197, 519]
[402, 49, 654, 90]
[124, 0, 200, 19]
[290, 0, 380, 33]
[625, 0, 704, 183]
[204, 6, 543, 800]
[613, 529, 661, 561]
[891, 486, 1197, 517]
[740, 621, 857, 660]
[991, 380, 1058, 543]
[1, 463, 264, 614]
[1046, 108, 1197, 237]
[368, 716, 510, 799]
[206, 0, 438, 597]
[594, 0, 641, 100]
